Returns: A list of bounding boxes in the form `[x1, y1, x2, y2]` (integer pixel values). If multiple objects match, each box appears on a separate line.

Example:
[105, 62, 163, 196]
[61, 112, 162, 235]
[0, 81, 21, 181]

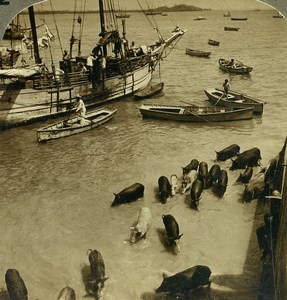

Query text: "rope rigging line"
[49, 0, 63, 56]
[77, 0, 87, 57]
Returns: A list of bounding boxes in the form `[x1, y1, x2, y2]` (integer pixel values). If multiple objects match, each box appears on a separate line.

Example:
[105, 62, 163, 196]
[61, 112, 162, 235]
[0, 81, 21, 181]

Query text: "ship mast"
[28, 6, 41, 64]
[98, 0, 107, 56]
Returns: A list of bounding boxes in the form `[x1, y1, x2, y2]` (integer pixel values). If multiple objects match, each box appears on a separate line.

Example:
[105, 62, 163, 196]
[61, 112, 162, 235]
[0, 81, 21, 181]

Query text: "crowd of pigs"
[4, 144, 282, 300]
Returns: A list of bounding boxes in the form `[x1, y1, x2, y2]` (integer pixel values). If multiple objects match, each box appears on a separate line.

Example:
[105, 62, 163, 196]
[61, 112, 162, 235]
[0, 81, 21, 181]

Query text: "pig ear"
[215, 150, 218, 154]
[178, 233, 183, 239]
[113, 193, 117, 196]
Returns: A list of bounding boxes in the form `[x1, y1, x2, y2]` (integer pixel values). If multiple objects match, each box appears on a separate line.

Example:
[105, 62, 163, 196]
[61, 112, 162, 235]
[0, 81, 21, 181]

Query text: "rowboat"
[186, 48, 211, 58]
[208, 39, 220, 46]
[231, 17, 247, 21]
[194, 16, 206, 21]
[36, 108, 117, 142]
[134, 82, 164, 100]
[204, 88, 264, 115]
[224, 27, 239, 31]
[218, 58, 253, 74]
[139, 104, 253, 122]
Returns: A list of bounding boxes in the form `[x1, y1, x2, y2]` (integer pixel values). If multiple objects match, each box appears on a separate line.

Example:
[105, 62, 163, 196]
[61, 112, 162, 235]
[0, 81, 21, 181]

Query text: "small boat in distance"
[186, 48, 211, 58]
[231, 17, 248, 21]
[194, 16, 206, 21]
[134, 82, 164, 100]
[204, 88, 264, 115]
[224, 26, 239, 31]
[208, 39, 220, 46]
[218, 58, 253, 74]
[36, 108, 117, 142]
[115, 13, 130, 18]
[139, 104, 253, 122]
[223, 11, 231, 17]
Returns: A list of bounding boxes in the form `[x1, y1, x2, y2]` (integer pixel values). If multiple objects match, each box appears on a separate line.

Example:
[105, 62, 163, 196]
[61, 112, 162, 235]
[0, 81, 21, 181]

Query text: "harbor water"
[0, 9, 287, 300]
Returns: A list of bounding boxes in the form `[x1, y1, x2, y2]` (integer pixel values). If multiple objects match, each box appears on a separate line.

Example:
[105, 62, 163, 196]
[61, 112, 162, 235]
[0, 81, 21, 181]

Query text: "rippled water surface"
[0, 9, 287, 300]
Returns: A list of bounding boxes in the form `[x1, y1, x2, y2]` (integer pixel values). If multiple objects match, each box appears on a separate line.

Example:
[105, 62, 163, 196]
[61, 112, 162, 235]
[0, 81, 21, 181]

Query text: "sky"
[38, 0, 273, 11]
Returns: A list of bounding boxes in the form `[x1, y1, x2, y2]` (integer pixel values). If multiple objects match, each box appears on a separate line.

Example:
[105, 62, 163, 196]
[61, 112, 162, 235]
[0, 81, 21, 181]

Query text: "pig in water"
[156, 265, 211, 295]
[57, 286, 76, 300]
[236, 166, 253, 184]
[206, 164, 221, 188]
[215, 144, 240, 161]
[170, 174, 178, 196]
[112, 183, 144, 206]
[230, 147, 261, 170]
[130, 207, 152, 244]
[162, 214, 183, 253]
[182, 159, 199, 179]
[181, 170, 198, 194]
[198, 161, 208, 189]
[213, 169, 228, 198]
[158, 176, 171, 204]
[190, 179, 203, 210]
[242, 171, 266, 202]
[87, 249, 108, 300]
[5, 269, 28, 300]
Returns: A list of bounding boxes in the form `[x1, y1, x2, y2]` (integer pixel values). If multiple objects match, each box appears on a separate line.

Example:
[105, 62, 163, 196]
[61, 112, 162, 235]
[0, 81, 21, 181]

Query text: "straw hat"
[75, 94, 81, 99]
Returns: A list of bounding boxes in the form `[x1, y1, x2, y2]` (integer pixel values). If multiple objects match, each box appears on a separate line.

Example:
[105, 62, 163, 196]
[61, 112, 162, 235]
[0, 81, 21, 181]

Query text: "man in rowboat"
[223, 79, 230, 97]
[73, 94, 90, 125]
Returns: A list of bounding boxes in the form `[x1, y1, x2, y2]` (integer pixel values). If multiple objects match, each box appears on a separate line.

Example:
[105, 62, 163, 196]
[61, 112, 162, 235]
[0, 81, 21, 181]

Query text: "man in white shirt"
[74, 94, 89, 125]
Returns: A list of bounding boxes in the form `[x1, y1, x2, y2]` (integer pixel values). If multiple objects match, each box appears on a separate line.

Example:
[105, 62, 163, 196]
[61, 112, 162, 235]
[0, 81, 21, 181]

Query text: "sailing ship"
[3, 15, 25, 40]
[0, 0, 185, 130]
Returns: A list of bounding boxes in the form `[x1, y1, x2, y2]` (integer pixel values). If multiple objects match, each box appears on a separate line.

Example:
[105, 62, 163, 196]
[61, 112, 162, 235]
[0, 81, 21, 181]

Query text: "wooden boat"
[36, 108, 117, 142]
[204, 88, 264, 115]
[208, 39, 220, 46]
[194, 16, 206, 21]
[0, 1, 185, 130]
[231, 17, 248, 21]
[218, 58, 253, 74]
[224, 26, 239, 31]
[223, 11, 231, 17]
[139, 104, 253, 122]
[273, 12, 284, 18]
[134, 82, 164, 100]
[115, 13, 130, 18]
[186, 48, 211, 58]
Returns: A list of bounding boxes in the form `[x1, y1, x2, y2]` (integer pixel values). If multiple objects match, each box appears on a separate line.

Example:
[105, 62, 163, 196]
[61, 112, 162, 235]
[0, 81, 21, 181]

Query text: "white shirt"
[87, 55, 96, 67]
[75, 99, 86, 117]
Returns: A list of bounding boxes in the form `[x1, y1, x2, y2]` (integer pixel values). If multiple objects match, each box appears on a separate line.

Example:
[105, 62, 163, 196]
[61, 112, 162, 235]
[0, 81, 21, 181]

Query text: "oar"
[178, 101, 213, 124]
[184, 110, 213, 124]
[74, 112, 109, 129]
[179, 100, 199, 108]
[213, 92, 225, 106]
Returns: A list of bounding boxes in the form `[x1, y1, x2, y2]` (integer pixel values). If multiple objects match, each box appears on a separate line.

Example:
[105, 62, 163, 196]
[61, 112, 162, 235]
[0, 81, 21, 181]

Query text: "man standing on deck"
[87, 53, 97, 88]
[223, 79, 230, 97]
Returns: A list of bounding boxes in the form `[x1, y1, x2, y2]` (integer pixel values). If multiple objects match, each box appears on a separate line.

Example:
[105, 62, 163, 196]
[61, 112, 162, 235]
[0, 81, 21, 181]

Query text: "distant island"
[31, 4, 209, 14]
[150, 4, 210, 12]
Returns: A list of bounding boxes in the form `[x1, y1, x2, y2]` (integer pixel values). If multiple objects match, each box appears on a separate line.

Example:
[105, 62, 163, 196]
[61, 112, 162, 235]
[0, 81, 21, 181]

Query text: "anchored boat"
[0, 0, 185, 130]
[139, 104, 254, 122]
[36, 107, 117, 142]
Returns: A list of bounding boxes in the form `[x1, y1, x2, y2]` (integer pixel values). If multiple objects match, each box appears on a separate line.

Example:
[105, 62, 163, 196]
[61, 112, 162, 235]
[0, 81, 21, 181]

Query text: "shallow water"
[0, 9, 286, 300]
